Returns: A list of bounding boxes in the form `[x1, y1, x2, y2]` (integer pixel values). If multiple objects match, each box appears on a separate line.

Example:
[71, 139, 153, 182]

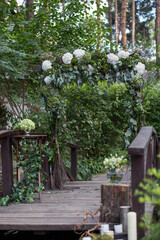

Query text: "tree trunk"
[115, 0, 118, 46]
[156, 0, 160, 68]
[100, 184, 131, 223]
[26, 0, 34, 21]
[121, 0, 127, 49]
[132, 0, 135, 50]
[108, 0, 112, 41]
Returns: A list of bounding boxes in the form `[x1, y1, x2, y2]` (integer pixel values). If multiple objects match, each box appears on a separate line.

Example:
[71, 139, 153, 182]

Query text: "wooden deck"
[0, 175, 110, 232]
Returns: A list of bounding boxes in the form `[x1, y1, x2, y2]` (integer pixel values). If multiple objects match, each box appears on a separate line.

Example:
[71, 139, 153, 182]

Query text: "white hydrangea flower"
[42, 60, 52, 71]
[44, 76, 52, 84]
[88, 64, 94, 73]
[62, 52, 73, 64]
[73, 49, 86, 60]
[107, 53, 119, 64]
[134, 62, 145, 76]
[118, 50, 130, 59]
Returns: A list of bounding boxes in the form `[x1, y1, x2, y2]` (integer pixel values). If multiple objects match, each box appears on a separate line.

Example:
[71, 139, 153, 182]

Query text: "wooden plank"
[0, 174, 104, 231]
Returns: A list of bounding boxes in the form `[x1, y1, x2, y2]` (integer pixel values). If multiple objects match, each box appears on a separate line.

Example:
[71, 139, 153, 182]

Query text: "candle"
[82, 237, 91, 240]
[114, 224, 123, 233]
[104, 231, 114, 239]
[127, 212, 137, 240]
[100, 224, 109, 235]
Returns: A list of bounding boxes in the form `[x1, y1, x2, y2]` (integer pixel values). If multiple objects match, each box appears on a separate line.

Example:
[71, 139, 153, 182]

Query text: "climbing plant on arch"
[41, 48, 147, 189]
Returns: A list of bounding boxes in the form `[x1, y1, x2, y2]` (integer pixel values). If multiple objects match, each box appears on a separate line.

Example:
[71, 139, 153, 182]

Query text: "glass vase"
[107, 170, 123, 184]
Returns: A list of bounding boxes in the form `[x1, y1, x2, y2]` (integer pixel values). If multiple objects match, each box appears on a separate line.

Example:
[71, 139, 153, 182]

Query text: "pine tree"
[121, 0, 128, 49]
[132, 0, 135, 50]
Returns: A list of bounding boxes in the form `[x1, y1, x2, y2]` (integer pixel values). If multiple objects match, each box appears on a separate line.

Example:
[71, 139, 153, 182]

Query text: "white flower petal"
[62, 52, 73, 64]
[42, 60, 52, 71]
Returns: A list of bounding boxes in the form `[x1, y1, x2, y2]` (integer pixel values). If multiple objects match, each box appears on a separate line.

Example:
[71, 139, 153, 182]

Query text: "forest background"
[0, 0, 160, 181]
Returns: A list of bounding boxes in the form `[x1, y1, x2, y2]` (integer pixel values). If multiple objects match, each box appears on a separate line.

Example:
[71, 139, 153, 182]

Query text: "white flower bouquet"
[103, 154, 127, 172]
[14, 119, 35, 132]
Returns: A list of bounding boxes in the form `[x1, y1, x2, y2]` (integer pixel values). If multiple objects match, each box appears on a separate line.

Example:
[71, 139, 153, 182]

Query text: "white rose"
[73, 49, 86, 60]
[134, 62, 145, 76]
[42, 60, 52, 71]
[118, 50, 130, 59]
[44, 76, 52, 84]
[62, 52, 73, 64]
[107, 53, 119, 64]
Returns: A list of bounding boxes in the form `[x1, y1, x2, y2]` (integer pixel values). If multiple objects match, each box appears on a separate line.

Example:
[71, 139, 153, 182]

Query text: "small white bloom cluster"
[73, 49, 86, 60]
[61, 49, 86, 64]
[62, 52, 73, 65]
[107, 53, 119, 64]
[118, 50, 130, 59]
[42, 60, 52, 71]
[134, 62, 145, 77]
[103, 154, 127, 171]
[44, 76, 52, 84]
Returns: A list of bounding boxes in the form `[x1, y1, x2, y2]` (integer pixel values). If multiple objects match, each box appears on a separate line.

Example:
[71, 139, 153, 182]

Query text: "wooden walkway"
[0, 175, 110, 232]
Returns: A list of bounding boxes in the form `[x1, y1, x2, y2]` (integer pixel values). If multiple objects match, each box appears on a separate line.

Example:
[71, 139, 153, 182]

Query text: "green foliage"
[143, 84, 160, 135]
[0, 144, 45, 206]
[61, 82, 129, 162]
[0, 104, 12, 129]
[135, 168, 160, 240]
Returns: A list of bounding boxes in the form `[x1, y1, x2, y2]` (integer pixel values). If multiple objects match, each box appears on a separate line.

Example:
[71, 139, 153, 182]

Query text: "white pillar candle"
[82, 237, 91, 240]
[127, 212, 137, 240]
[114, 224, 123, 233]
[104, 231, 114, 239]
[100, 224, 109, 235]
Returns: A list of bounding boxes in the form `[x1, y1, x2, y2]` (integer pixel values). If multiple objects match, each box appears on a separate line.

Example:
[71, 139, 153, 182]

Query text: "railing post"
[131, 154, 145, 239]
[67, 143, 80, 181]
[128, 126, 158, 240]
[71, 147, 77, 181]
[1, 135, 13, 196]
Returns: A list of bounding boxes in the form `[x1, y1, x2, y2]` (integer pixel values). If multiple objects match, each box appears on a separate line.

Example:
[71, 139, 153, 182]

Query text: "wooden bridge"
[0, 126, 160, 239]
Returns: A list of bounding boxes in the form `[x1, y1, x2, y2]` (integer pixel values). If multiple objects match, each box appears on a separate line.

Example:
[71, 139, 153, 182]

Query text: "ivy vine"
[0, 142, 46, 206]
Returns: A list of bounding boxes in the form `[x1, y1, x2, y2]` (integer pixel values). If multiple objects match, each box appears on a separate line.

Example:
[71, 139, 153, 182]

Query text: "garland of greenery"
[41, 49, 147, 145]
[0, 142, 45, 206]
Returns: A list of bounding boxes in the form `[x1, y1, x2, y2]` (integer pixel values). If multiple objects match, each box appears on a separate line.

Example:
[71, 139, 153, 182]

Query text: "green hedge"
[144, 83, 160, 135]
[62, 82, 129, 162]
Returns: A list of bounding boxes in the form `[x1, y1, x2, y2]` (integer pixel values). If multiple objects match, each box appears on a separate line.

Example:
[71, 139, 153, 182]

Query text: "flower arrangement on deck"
[14, 119, 35, 132]
[103, 154, 128, 173]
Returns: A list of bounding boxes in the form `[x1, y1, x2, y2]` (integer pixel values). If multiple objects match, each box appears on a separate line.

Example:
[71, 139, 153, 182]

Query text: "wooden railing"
[0, 130, 13, 197]
[128, 126, 159, 239]
[0, 130, 79, 197]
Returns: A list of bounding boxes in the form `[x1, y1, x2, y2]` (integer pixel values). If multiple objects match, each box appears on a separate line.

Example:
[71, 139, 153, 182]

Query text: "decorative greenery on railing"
[0, 144, 45, 206]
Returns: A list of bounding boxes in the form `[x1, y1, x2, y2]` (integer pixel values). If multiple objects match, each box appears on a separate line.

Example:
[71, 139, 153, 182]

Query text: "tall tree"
[115, 0, 119, 46]
[132, 0, 135, 50]
[121, 0, 127, 48]
[155, 0, 160, 65]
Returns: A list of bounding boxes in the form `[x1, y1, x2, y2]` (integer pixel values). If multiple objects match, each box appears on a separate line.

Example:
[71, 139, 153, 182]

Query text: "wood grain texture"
[100, 184, 131, 223]
[0, 175, 107, 231]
